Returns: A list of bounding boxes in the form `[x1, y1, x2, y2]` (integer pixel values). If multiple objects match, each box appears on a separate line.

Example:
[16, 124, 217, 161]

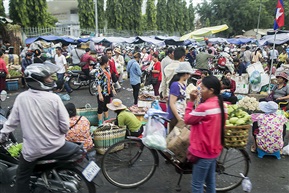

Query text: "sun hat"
[114, 48, 121, 54]
[175, 62, 194, 74]
[107, 99, 127, 111]
[259, 101, 278, 114]
[276, 72, 289, 81]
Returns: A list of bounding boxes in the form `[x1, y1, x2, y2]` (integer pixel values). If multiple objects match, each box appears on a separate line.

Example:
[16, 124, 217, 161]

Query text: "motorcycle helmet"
[24, 62, 60, 91]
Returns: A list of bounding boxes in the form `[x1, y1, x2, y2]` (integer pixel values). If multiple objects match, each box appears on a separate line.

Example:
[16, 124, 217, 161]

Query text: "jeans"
[57, 73, 72, 93]
[192, 158, 216, 193]
[131, 83, 140, 105]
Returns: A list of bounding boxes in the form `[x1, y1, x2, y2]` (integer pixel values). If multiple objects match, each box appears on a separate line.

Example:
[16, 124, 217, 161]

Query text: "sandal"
[250, 145, 256, 153]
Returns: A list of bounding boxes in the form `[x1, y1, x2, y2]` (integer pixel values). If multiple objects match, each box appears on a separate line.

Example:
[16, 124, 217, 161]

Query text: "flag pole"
[268, 30, 278, 93]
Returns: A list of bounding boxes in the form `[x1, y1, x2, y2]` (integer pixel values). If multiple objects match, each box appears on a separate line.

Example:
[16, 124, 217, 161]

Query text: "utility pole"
[94, 0, 98, 37]
[256, 0, 262, 39]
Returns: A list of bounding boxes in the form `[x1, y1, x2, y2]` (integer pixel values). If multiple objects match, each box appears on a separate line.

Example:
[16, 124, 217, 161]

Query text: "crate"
[224, 125, 251, 148]
[6, 80, 19, 91]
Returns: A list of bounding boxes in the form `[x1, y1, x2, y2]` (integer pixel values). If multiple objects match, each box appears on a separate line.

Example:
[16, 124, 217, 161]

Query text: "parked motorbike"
[67, 68, 97, 94]
[188, 68, 202, 85]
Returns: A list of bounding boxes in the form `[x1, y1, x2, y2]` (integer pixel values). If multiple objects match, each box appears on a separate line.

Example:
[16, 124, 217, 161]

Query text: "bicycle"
[101, 112, 250, 192]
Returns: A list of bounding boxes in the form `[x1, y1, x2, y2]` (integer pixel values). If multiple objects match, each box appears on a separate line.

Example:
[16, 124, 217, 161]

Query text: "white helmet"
[24, 62, 60, 91]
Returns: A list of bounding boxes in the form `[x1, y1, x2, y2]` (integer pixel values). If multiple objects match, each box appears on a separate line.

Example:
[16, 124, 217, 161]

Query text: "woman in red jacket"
[184, 75, 227, 193]
[0, 51, 9, 91]
[151, 53, 162, 96]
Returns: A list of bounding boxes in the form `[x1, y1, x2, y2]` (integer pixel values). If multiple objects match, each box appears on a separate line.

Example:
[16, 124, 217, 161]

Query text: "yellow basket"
[224, 125, 251, 148]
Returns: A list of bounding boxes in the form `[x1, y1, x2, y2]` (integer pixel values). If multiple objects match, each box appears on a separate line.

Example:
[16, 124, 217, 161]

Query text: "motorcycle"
[188, 68, 202, 85]
[66, 69, 97, 95]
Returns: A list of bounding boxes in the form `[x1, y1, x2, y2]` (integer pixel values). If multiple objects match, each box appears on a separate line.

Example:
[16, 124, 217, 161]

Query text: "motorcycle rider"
[81, 48, 97, 80]
[0, 62, 79, 193]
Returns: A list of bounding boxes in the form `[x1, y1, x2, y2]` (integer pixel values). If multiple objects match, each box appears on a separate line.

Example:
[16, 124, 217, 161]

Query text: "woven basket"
[76, 104, 98, 126]
[93, 124, 126, 155]
[224, 125, 251, 148]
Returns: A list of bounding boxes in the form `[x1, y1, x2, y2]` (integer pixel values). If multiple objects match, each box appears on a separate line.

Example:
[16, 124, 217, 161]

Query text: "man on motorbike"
[80, 48, 97, 80]
[0, 62, 79, 193]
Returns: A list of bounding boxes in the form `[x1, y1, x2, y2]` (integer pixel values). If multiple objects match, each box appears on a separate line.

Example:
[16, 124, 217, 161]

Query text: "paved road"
[1, 80, 289, 193]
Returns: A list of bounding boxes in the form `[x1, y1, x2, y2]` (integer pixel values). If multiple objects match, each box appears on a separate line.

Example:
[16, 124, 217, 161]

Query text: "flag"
[274, 0, 285, 30]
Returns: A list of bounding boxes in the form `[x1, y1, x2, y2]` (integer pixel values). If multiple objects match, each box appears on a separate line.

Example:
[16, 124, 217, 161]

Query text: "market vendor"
[259, 72, 289, 107]
[107, 99, 143, 137]
[250, 101, 287, 153]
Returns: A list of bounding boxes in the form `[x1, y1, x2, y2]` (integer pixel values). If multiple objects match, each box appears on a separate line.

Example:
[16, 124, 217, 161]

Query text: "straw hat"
[259, 101, 278, 114]
[114, 48, 121, 54]
[107, 99, 127, 111]
[276, 72, 289, 81]
[175, 62, 194, 74]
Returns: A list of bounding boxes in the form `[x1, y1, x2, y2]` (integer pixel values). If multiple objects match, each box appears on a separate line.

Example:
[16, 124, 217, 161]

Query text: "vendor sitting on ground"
[251, 101, 287, 153]
[107, 99, 144, 137]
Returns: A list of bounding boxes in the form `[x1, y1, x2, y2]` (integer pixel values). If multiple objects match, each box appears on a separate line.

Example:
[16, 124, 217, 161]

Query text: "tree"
[78, 0, 95, 29]
[9, 0, 29, 27]
[166, 0, 177, 34]
[146, 0, 157, 31]
[106, 0, 117, 29]
[156, 0, 167, 32]
[0, 0, 5, 16]
[175, 0, 186, 34]
[97, 0, 105, 29]
[187, 0, 194, 31]
[25, 0, 56, 27]
[132, 0, 143, 34]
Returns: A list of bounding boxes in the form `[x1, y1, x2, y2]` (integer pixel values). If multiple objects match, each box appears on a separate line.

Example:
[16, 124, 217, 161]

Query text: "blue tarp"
[227, 38, 254, 45]
[25, 35, 78, 44]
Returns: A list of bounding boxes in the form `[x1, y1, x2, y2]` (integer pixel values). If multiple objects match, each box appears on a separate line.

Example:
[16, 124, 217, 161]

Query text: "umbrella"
[180, 24, 229, 41]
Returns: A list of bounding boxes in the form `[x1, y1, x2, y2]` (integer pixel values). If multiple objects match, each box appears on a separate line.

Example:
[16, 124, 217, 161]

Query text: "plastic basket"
[224, 125, 251, 148]
[93, 124, 126, 154]
[6, 81, 18, 91]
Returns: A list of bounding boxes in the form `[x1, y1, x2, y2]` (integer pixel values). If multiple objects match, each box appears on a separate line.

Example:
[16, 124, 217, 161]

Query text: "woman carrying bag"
[0, 51, 9, 91]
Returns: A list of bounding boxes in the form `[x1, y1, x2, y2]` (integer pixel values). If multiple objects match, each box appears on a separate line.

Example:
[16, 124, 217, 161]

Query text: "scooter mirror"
[0, 90, 7, 101]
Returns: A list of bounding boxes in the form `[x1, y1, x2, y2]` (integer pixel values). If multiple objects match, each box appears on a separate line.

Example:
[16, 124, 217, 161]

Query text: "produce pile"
[68, 66, 82, 71]
[138, 94, 156, 101]
[129, 106, 149, 115]
[8, 69, 21, 78]
[237, 96, 259, 112]
[225, 104, 252, 148]
[226, 104, 252, 126]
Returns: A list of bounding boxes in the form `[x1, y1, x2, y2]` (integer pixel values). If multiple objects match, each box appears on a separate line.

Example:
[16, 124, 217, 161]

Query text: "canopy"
[227, 38, 255, 45]
[208, 38, 228, 44]
[258, 33, 289, 46]
[180, 24, 229, 41]
[25, 35, 78, 44]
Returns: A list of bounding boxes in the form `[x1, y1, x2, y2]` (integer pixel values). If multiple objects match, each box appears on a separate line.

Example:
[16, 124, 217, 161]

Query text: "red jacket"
[109, 58, 118, 76]
[81, 53, 97, 69]
[184, 96, 227, 159]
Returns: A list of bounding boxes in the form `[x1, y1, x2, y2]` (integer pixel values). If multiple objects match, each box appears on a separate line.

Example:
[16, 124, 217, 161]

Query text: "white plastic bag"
[240, 173, 252, 192]
[142, 116, 167, 150]
[282, 144, 289, 155]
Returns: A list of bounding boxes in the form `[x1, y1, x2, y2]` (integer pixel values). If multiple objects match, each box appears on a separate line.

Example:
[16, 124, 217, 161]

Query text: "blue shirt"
[127, 59, 142, 85]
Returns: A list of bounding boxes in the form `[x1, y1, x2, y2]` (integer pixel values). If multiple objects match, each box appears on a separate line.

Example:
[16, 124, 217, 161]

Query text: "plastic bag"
[240, 173, 252, 192]
[142, 116, 167, 151]
[249, 70, 261, 85]
[282, 144, 289, 155]
[151, 100, 162, 110]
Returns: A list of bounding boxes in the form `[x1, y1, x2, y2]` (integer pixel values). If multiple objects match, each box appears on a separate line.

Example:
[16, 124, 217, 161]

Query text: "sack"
[78, 61, 87, 67]
[93, 123, 126, 154]
[76, 103, 98, 126]
[0, 71, 6, 78]
[142, 116, 167, 150]
[166, 121, 190, 162]
[221, 91, 232, 100]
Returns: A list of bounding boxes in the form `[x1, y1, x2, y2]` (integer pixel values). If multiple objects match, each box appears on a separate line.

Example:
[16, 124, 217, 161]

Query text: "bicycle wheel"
[68, 77, 81, 90]
[215, 148, 249, 192]
[102, 139, 158, 188]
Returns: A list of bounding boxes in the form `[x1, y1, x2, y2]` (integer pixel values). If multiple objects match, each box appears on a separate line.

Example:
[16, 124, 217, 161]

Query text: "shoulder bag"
[0, 70, 6, 78]
[75, 50, 87, 67]
[69, 116, 82, 129]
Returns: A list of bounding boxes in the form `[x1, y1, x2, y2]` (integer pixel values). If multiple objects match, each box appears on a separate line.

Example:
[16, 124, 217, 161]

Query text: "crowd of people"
[1, 40, 289, 193]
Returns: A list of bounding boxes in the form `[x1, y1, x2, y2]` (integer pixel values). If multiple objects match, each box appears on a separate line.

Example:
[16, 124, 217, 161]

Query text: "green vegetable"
[7, 143, 22, 157]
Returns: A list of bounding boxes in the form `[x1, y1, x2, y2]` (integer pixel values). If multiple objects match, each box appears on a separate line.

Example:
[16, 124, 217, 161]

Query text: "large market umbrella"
[180, 24, 229, 41]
